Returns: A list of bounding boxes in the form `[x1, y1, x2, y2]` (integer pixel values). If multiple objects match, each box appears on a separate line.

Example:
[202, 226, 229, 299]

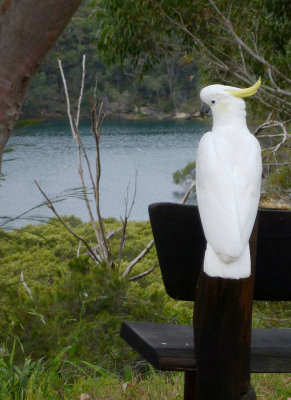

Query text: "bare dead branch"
[255, 93, 284, 115]
[60, 56, 95, 192]
[89, 227, 122, 261]
[122, 238, 155, 279]
[252, 119, 290, 175]
[239, 44, 247, 74]
[90, 98, 114, 268]
[253, 119, 287, 136]
[107, 227, 122, 241]
[21, 271, 34, 301]
[77, 240, 82, 257]
[117, 233, 127, 271]
[76, 54, 86, 127]
[263, 162, 291, 166]
[182, 181, 196, 204]
[75, 124, 105, 260]
[158, 1, 291, 114]
[117, 170, 138, 270]
[58, 56, 109, 263]
[58, 59, 76, 140]
[208, 0, 291, 84]
[122, 174, 196, 279]
[129, 266, 156, 281]
[34, 179, 100, 264]
[75, 126, 96, 196]
[127, 169, 138, 218]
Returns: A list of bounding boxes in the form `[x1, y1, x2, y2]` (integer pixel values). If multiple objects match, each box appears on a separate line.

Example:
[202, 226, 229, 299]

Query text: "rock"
[173, 112, 192, 120]
[139, 107, 159, 118]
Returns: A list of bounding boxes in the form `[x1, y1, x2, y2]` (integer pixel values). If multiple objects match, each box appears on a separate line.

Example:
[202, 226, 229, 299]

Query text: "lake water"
[1, 119, 206, 228]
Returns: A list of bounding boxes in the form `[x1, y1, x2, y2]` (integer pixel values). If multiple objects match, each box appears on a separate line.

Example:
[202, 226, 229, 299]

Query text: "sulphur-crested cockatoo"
[196, 79, 262, 279]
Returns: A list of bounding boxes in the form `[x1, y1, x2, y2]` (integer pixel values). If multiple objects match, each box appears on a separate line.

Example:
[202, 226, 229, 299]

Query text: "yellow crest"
[227, 78, 261, 98]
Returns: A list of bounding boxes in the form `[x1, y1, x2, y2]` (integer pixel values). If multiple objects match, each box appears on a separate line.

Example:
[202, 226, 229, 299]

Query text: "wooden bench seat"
[121, 321, 291, 373]
[120, 203, 291, 398]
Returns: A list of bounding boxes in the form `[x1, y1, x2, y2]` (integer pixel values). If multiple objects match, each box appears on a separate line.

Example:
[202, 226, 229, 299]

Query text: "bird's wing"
[233, 134, 262, 247]
[196, 132, 261, 260]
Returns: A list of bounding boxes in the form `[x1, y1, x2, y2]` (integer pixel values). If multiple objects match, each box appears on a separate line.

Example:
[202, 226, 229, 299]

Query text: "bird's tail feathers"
[203, 243, 251, 279]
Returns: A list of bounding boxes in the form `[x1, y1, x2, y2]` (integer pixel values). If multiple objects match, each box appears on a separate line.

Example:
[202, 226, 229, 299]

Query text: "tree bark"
[0, 0, 82, 172]
[193, 220, 258, 400]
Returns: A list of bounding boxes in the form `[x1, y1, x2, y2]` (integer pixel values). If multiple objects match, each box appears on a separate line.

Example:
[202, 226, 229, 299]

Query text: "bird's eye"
[211, 100, 216, 104]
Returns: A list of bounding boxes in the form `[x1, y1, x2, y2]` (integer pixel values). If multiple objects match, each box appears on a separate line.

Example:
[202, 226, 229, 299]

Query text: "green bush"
[0, 218, 290, 399]
[0, 218, 168, 370]
[266, 165, 291, 192]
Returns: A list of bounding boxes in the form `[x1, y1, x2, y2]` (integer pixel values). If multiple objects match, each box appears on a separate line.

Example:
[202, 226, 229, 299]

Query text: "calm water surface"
[1, 119, 206, 228]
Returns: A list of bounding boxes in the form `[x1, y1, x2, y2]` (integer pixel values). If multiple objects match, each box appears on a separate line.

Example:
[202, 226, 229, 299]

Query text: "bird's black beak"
[200, 102, 211, 118]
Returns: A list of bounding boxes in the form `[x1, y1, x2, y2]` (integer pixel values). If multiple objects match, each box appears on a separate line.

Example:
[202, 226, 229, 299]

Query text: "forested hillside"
[21, 4, 199, 119]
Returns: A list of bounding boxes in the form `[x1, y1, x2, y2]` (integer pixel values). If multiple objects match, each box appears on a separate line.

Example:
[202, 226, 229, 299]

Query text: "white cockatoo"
[196, 79, 262, 279]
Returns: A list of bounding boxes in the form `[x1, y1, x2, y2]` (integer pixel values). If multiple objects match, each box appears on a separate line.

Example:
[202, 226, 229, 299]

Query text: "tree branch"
[129, 266, 156, 281]
[58, 56, 108, 263]
[208, 0, 291, 84]
[34, 179, 100, 264]
[122, 175, 197, 279]
[117, 170, 138, 270]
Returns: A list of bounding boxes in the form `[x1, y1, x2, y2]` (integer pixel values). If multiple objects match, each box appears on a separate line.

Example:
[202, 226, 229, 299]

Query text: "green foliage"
[173, 161, 196, 186]
[265, 166, 291, 192]
[0, 217, 174, 370]
[89, 0, 200, 73]
[68, 255, 91, 275]
[260, 165, 291, 206]
[0, 219, 290, 398]
[0, 350, 290, 400]
[22, 2, 199, 118]
[0, 341, 44, 399]
[90, 0, 291, 119]
[172, 161, 196, 201]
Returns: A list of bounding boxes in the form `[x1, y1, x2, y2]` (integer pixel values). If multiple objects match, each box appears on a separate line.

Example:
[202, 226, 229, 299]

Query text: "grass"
[0, 218, 290, 399]
[252, 373, 291, 399]
[6, 369, 291, 400]
[57, 372, 291, 400]
[1, 342, 290, 400]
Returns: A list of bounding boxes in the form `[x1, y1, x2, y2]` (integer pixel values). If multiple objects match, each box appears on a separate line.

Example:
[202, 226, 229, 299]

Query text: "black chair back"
[149, 203, 291, 301]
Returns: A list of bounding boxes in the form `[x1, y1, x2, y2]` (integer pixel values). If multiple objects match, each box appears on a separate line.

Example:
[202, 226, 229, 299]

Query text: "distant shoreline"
[20, 109, 204, 122]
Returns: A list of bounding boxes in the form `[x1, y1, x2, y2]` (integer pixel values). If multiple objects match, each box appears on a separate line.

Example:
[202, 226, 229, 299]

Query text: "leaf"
[79, 360, 114, 377]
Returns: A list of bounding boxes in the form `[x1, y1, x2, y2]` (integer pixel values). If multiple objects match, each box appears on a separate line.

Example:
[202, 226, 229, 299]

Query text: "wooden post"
[193, 221, 258, 400]
[184, 371, 196, 400]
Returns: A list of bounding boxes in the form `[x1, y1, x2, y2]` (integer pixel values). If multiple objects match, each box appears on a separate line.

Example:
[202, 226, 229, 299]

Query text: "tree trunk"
[193, 220, 258, 400]
[0, 0, 82, 172]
